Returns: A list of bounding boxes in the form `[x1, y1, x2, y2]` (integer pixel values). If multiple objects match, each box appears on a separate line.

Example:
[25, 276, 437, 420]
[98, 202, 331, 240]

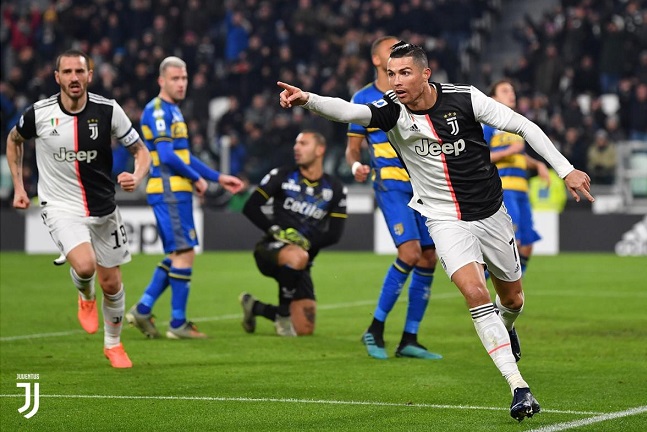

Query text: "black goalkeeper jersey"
[244, 165, 347, 256]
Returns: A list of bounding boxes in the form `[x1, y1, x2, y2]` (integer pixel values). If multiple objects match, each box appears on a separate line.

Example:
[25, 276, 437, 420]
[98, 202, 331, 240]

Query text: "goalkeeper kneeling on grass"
[240, 130, 347, 336]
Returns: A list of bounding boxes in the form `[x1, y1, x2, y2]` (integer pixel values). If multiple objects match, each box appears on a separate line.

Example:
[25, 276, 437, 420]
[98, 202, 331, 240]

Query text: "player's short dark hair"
[390, 41, 428, 70]
[55, 49, 92, 71]
[371, 36, 398, 56]
[300, 129, 326, 147]
[489, 79, 515, 97]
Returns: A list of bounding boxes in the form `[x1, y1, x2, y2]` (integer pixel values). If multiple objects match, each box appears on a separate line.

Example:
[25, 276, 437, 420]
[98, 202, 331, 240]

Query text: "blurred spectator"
[628, 82, 647, 141]
[573, 55, 600, 96]
[225, 9, 250, 63]
[587, 130, 617, 184]
[534, 44, 562, 99]
[562, 127, 589, 171]
[216, 131, 247, 177]
[598, 19, 626, 94]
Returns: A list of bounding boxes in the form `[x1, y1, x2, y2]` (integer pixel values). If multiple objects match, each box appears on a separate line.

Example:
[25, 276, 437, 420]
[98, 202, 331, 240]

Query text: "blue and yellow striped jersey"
[348, 83, 411, 193]
[483, 124, 528, 192]
[140, 97, 193, 201]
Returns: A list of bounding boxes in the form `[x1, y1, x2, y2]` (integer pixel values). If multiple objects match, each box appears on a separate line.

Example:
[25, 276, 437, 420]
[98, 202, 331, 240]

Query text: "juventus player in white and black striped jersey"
[6, 50, 151, 369]
[278, 41, 594, 421]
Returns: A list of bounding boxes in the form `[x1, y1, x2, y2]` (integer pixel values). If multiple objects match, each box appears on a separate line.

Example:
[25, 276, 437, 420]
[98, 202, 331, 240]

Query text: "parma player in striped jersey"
[126, 57, 243, 340]
[347, 36, 440, 361]
[483, 79, 550, 277]
[277, 41, 594, 421]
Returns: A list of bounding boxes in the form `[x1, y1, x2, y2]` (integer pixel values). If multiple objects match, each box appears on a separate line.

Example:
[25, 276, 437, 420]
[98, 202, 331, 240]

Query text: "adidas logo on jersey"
[409, 124, 420, 132]
[50, 129, 59, 136]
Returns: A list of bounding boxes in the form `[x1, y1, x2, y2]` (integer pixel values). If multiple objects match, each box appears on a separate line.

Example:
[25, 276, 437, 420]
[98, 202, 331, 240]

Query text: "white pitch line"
[0, 292, 462, 342]
[0, 393, 604, 415]
[0, 329, 84, 342]
[527, 405, 647, 432]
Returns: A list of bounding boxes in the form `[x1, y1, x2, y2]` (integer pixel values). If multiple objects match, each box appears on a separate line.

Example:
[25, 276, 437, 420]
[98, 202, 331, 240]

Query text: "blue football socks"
[374, 258, 412, 322]
[137, 257, 172, 315]
[169, 266, 192, 328]
[404, 266, 434, 334]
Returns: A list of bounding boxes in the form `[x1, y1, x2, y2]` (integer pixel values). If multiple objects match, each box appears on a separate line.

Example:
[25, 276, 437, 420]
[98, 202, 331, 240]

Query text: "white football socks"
[495, 294, 523, 331]
[70, 268, 95, 301]
[103, 285, 125, 349]
[470, 303, 528, 393]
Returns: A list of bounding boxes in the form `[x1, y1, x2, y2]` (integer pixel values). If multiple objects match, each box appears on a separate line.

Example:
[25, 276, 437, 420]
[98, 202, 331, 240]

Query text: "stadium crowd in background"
[1, 0, 646, 208]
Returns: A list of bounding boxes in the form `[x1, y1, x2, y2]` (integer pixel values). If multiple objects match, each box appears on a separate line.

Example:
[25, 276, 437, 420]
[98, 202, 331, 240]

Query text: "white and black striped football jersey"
[368, 83, 517, 221]
[16, 93, 140, 217]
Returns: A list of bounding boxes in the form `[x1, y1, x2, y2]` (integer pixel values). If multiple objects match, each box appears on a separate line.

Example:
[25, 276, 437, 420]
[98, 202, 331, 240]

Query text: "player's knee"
[73, 263, 96, 280]
[418, 248, 437, 268]
[97, 271, 122, 295]
[280, 246, 309, 269]
[497, 289, 524, 310]
[502, 292, 524, 311]
[397, 242, 421, 266]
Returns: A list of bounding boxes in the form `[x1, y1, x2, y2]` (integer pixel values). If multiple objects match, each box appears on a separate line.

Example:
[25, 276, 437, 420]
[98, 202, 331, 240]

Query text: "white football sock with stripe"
[495, 294, 523, 331]
[70, 268, 95, 301]
[470, 303, 528, 393]
[103, 285, 125, 349]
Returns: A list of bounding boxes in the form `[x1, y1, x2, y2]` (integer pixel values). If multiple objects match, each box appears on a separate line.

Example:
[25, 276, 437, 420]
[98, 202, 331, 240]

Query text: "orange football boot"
[103, 343, 133, 368]
[78, 296, 99, 334]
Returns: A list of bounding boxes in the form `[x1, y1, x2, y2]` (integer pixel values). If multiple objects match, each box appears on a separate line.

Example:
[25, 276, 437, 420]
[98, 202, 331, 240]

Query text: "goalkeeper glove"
[268, 225, 311, 250]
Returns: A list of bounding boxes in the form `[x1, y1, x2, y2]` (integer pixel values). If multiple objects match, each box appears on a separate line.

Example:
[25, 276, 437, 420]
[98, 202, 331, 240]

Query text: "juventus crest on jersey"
[17, 93, 140, 217]
[367, 83, 511, 222]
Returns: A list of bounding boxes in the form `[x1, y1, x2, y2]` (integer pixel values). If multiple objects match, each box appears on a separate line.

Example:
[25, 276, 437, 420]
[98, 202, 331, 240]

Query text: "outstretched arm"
[277, 81, 372, 126]
[189, 155, 244, 194]
[505, 113, 593, 202]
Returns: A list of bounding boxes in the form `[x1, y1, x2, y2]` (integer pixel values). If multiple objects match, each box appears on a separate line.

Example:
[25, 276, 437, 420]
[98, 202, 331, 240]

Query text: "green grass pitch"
[1, 252, 646, 431]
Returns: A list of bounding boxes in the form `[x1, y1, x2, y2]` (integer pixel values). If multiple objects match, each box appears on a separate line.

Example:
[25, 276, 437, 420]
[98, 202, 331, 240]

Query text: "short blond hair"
[159, 56, 186, 76]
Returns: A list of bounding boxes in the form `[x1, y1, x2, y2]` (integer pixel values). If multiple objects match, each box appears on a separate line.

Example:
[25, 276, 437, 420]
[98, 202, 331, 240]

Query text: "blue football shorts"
[151, 199, 198, 254]
[375, 189, 435, 248]
[503, 189, 541, 247]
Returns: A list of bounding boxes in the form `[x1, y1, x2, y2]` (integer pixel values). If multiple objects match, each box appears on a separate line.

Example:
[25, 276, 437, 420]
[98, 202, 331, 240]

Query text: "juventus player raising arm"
[278, 41, 594, 422]
[6, 49, 151, 369]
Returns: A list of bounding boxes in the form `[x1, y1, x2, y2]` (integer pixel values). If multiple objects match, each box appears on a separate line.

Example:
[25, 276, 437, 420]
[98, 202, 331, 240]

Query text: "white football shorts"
[41, 206, 132, 268]
[426, 204, 522, 282]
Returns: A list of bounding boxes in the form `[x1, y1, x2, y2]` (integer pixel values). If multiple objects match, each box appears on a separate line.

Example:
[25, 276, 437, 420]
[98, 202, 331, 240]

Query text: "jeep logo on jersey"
[53, 147, 98, 163]
[415, 138, 466, 157]
[444, 112, 459, 135]
[88, 120, 99, 140]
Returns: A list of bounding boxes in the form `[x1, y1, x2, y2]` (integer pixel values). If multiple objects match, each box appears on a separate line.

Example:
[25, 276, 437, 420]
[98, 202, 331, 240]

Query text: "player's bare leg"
[491, 275, 524, 361]
[452, 262, 539, 421]
[290, 299, 316, 335]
